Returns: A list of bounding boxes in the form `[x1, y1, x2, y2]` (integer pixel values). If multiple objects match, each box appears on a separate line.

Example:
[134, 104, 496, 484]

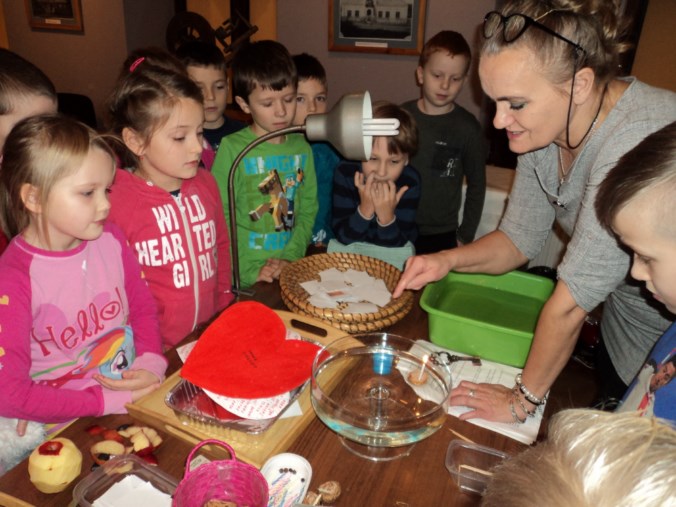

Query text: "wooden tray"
[126, 310, 353, 468]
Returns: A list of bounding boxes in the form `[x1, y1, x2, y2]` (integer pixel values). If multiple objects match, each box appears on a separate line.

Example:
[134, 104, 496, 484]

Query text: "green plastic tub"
[420, 271, 555, 367]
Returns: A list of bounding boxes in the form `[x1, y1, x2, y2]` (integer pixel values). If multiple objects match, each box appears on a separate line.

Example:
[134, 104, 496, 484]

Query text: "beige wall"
[632, 0, 676, 91]
[277, 0, 494, 118]
[3, 0, 174, 127]
[187, 0, 276, 41]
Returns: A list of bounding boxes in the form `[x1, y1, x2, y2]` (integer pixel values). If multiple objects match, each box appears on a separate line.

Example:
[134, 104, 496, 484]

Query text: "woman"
[393, 0, 676, 424]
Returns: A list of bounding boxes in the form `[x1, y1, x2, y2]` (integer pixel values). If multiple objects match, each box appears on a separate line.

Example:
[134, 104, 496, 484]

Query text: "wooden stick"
[448, 428, 476, 444]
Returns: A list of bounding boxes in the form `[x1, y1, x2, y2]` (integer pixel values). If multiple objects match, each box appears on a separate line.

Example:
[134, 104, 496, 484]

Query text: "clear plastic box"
[445, 440, 509, 495]
[72, 454, 178, 506]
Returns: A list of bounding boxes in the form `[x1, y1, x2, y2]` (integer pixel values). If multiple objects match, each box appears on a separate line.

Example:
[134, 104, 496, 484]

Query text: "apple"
[101, 429, 125, 444]
[89, 440, 127, 466]
[28, 438, 83, 494]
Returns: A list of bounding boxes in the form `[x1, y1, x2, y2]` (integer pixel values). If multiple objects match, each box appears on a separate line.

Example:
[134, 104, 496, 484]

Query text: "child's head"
[292, 53, 328, 126]
[175, 41, 229, 130]
[416, 31, 471, 113]
[108, 57, 205, 191]
[361, 101, 417, 183]
[0, 48, 57, 152]
[595, 121, 676, 313]
[231, 40, 297, 137]
[0, 114, 115, 250]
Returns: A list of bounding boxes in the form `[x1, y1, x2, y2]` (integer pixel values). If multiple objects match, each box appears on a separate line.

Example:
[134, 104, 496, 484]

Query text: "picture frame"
[329, 0, 427, 55]
[25, 0, 83, 32]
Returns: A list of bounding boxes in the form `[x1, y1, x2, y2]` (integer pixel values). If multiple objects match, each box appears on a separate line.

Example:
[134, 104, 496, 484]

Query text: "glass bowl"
[311, 333, 451, 461]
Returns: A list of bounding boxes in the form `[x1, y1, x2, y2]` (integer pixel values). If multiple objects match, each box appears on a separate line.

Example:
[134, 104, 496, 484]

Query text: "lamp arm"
[228, 125, 306, 295]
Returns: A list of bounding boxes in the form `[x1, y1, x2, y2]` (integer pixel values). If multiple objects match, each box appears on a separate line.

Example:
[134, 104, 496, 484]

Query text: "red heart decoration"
[181, 301, 321, 398]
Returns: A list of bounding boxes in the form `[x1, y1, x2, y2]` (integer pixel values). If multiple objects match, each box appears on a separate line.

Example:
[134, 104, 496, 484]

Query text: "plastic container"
[72, 454, 178, 506]
[173, 439, 269, 507]
[445, 440, 508, 495]
[420, 271, 554, 367]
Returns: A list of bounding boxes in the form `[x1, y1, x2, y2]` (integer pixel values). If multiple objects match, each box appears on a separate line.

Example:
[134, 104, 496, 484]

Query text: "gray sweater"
[500, 77, 676, 384]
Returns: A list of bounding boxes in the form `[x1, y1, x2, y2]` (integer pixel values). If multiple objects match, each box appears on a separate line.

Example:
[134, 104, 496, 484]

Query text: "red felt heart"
[181, 301, 321, 398]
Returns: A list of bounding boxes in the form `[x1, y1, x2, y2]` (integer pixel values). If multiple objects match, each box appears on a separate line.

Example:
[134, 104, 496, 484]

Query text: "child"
[175, 41, 246, 170]
[212, 40, 317, 287]
[0, 114, 166, 471]
[107, 56, 234, 349]
[292, 53, 341, 248]
[595, 121, 676, 422]
[401, 31, 486, 254]
[331, 101, 420, 266]
[0, 48, 58, 255]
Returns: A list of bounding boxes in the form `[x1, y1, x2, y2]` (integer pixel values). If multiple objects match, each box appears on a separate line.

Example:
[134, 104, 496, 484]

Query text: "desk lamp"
[228, 91, 400, 294]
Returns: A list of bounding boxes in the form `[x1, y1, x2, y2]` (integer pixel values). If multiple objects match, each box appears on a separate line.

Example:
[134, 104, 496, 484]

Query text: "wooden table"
[0, 282, 598, 507]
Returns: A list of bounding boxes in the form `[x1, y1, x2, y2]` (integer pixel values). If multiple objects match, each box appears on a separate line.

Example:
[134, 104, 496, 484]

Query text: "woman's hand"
[449, 380, 517, 424]
[392, 252, 454, 297]
[94, 369, 161, 401]
[371, 180, 408, 225]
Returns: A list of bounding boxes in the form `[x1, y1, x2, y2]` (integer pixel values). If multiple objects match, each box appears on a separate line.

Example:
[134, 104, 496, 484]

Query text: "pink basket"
[173, 439, 269, 507]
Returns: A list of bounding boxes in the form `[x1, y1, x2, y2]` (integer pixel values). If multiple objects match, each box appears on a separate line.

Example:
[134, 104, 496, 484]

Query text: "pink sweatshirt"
[108, 169, 234, 348]
[0, 223, 166, 423]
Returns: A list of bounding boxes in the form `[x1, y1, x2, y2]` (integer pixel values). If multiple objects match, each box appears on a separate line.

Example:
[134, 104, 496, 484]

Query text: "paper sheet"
[92, 475, 172, 507]
[302, 268, 392, 309]
[177, 329, 304, 420]
[401, 341, 545, 445]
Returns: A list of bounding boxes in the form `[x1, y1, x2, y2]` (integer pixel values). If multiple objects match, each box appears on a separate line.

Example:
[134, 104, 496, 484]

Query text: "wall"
[632, 0, 676, 91]
[187, 0, 276, 41]
[0, 1, 8, 48]
[4, 0, 174, 127]
[277, 0, 494, 118]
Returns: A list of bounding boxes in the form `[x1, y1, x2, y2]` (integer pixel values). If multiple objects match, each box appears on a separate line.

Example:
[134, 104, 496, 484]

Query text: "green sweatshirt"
[213, 127, 318, 288]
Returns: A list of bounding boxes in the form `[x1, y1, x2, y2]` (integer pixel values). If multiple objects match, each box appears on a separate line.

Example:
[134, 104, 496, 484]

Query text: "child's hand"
[372, 180, 409, 225]
[354, 171, 375, 219]
[256, 258, 290, 283]
[16, 419, 28, 437]
[94, 369, 161, 395]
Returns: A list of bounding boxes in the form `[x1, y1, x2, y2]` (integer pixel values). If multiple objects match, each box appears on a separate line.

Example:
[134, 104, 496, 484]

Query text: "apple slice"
[90, 440, 127, 465]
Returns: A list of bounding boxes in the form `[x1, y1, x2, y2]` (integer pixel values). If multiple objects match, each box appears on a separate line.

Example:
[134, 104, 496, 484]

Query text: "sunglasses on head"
[483, 10, 585, 57]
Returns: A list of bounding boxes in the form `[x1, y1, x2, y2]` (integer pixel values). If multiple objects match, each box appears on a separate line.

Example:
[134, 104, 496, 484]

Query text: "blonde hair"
[482, 0, 631, 88]
[0, 114, 114, 243]
[482, 409, 676, 507]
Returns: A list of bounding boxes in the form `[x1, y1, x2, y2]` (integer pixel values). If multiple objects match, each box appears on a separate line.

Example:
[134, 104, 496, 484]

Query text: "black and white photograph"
[329, 0, 426, 55]
[25, 0, 83, 32]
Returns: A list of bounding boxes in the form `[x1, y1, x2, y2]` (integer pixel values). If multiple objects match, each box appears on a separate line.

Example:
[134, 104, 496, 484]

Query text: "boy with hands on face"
[332, 101, 420, 250]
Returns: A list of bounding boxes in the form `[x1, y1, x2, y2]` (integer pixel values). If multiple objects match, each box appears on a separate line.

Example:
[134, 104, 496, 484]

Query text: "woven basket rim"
[279, 252, 413, 331]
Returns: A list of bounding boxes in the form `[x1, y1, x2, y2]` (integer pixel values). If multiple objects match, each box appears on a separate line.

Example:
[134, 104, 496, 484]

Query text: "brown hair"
[481, 0, 631, 87]
[0, 48, 56, 116]
[0, 114, 114, 243]
[418, 31, 471, 72]
[595, 121, 676, 234]
[231, 40, 297, 103]
[107, 51, 203, 169]
[371, 101, 418, 157]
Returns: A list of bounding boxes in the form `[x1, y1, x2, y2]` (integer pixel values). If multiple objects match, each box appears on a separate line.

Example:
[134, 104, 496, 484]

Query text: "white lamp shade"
[305, 91, 373, 160]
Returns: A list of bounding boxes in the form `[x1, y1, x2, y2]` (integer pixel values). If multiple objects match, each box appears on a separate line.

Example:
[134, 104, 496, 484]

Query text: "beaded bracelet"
[512, 387, 537, 417]
[515, 373, 547, 406]
[509, 395, 526, 425]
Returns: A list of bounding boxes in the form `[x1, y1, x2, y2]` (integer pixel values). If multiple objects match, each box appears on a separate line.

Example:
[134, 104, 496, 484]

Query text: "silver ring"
[468, 389, 475, 398]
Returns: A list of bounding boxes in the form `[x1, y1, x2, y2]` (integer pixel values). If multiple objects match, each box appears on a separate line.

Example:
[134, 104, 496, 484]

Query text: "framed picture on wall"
[329, 0, 427, 55]
[25, 0, 84, 32]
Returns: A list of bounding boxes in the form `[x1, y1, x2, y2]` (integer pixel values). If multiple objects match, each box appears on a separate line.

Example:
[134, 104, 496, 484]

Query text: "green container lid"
[420, 271, 554, 367]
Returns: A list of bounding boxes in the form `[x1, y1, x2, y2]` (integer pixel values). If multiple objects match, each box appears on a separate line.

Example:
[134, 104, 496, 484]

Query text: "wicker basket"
[279, 252, 413, 333]
[173, 439, 269, 507]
